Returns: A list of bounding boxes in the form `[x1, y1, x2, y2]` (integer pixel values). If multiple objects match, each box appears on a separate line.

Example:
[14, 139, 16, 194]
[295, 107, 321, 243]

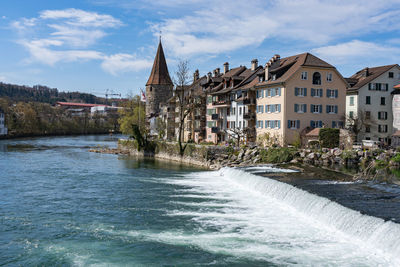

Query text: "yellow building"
[255, 53, 348, 146]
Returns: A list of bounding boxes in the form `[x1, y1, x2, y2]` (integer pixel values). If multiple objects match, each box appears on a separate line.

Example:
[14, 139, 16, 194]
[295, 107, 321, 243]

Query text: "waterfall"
[219, 167, 400, 262]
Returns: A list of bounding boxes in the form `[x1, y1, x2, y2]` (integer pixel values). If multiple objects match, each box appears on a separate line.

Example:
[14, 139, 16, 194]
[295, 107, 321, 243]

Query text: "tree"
[118, 95, 145, 136]
[225, 127, 246, 147]
[174, 60, 196, 156]
[346, 109, 376, 142]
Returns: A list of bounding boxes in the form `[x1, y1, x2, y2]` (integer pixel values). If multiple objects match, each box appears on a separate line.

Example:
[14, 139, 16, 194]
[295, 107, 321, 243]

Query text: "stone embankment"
[90, 139, 400, 184]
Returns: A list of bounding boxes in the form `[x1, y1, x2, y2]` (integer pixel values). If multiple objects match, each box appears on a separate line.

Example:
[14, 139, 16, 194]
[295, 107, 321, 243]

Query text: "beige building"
[255, 53, 348, 145]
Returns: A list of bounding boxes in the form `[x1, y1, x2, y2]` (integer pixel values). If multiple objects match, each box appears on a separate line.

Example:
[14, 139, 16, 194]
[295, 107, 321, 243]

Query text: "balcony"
[212, 100, 231, 107]
[211, 127, 219, 133]
[243, 98, 255, 105]
[211, 114, 219, 120]
[243, 112, 256, 120]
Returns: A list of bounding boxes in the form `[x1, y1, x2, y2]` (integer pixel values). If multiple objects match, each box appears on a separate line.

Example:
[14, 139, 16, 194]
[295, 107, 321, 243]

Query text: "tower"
[145, 40, 173, 119]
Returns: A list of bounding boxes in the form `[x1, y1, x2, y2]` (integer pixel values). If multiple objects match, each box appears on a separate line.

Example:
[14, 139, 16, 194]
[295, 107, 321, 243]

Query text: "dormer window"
[312, 72, 321, 85]
[272, 74, 276, 80]
[259, 76, 264, 82]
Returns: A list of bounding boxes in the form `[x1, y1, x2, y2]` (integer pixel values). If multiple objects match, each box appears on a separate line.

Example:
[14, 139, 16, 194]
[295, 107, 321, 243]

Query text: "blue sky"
[1, 0, 400, 97]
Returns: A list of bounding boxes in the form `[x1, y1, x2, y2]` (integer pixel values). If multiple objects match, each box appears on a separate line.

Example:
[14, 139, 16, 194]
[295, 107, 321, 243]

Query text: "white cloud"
[312, 40, 400, 65]
[0, 75, 6, 82]
[10, 9, 149, 75]
[153, 0, 400, 57]
[101, 54, 153, 75]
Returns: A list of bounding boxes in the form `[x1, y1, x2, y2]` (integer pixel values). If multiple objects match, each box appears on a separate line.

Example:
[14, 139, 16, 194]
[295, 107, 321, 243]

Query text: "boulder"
[334, 149, 342, 157]
[322, 148, 329, 153]
[307, 152, 315, 159]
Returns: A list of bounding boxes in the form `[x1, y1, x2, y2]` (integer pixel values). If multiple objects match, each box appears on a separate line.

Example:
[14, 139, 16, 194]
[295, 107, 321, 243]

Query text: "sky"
[1, 0, 400, 97]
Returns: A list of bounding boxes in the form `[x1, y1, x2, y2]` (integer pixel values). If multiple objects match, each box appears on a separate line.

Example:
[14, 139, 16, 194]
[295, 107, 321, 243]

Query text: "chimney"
[265, 62, 271, 81]
[223, 62, 229, 74]
[216, 68, 220, 76]
[193, 69, 199, 81]
[270, 54, 280, 69]
[213, 69, 218, 77]
[207, 72, 212, 82]
[251, 59, 258, 71]
[363, 67, 369, 77]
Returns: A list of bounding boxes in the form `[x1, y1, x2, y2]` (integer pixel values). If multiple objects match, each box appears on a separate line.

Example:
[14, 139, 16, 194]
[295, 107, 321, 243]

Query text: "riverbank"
[0, 131, 119, 140]
[92, 139, 400, 184]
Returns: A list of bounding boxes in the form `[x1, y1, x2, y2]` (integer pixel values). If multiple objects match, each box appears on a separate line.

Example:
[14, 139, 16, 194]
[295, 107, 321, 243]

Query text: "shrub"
[319, 128, 339, 148]
[391, 153, 400, 163]
[260, 147, 296, 163]
[375, 160, 388, 169]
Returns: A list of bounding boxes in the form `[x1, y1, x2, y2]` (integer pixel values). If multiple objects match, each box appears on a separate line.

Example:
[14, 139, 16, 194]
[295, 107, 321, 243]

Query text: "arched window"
[313, 72, 321, 85]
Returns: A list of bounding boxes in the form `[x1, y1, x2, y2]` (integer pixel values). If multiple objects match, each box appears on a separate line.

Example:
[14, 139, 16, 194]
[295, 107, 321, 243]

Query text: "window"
[301, 71, 308, 80]
[378, 125, 388, 133]
[366, 96, 371, 105]
[350, 96, 354, 106]
[239, 107, 242, 115]
[365, 125, 371, 133]
[207, 121, 216, 128]
[327, 73, 332, 82]
[364, 111, 371, 120]
[259, 76, 264, 82]
[312, 72, 321, 85]
[369, 83, 389, 91]
[310, 120, 323, 128]
[381, 97, 386, 106]
[257, 105, 264, 113]
[326, 105, 338, 114]
[349, 111, 354, 119]
[311, 104, 322, 113]
[378, 111, 388, 120]
[266, 105, 271, 113]
[257, 120, 264, 128]
[232, 108, 236, 115]
[275, 104, 281, 112]
[327, 89, 338, 98]
[272, 74, 277, 80]
[389, 72, 394, 78]
[295, 87, 307, 97]
[311, 88, 323, 97]
[332, 121, 344, 128]
[266, 88, 271, 97]
[239, 121, 242, 128]
[294, 103, 307, 113]
[288, 120, 300, 129]
[207, 108, 216, 115]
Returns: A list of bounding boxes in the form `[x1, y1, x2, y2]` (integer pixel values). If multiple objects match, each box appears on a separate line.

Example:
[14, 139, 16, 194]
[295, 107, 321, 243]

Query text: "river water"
[0, 135, 400, 266]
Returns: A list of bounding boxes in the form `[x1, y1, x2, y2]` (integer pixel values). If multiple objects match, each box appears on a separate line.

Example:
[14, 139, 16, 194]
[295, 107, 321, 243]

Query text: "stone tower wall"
[146, 84, 173, 118]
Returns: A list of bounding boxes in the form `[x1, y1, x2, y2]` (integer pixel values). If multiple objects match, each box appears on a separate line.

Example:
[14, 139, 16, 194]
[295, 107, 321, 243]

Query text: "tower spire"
[146, 39, 173, 86]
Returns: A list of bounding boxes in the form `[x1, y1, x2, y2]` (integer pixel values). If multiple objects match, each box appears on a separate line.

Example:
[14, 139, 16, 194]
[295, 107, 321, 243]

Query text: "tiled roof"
[347, 64, 398, 91]
[305, 128, 320, 136]
[146, 40, 173, 86]
[393, 130, 400, 137]
[257, 52, 336, 87]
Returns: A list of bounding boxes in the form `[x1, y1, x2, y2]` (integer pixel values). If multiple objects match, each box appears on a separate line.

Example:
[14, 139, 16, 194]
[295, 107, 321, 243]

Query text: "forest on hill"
[0, 82, 106, 104]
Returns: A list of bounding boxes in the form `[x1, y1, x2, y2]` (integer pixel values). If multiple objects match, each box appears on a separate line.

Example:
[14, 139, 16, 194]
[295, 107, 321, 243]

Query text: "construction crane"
[91, 89, 121, 105]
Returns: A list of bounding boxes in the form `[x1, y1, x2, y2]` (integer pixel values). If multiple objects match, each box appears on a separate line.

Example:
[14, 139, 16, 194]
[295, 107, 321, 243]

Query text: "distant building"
[0, 108, 7, 135]
[346, 64, 400, 145]
[56, 102, 110, 117]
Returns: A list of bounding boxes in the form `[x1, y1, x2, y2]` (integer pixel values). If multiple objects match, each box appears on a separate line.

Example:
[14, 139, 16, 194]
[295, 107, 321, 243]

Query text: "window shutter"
[304, 88, 307, 96]
[295, 104, 298, 112]
[271, 120, 275, 128]
[296, 120, 300, 129]
[386, 83, 389, 91]
[261, 90, 264, 98]
[311, 104, 314, 112]
[369, 83, 372, 90]
[256, 90, 259, 98]
[303, 104, 307, 113]
[278, 120, 281, 129]
[332, 121, 336, 128]
[378, 112, 381, 120]
[278, 104, 281, 112]
[295, 87, 299, 96]
[320, 89, 323, 97]
[311, 120, 315, 128]
[326, 105, 329, 113]
[271, 89, 275, 97]
[288, 120, 291, 128]
[335, 105, 338, 114]
[311, 88, 315, 97]
[335, 90, 338, 98]
[327, 89, 330, 97]
[278, 88, 281, 96]
[319, 104, 323, 113]
[271, 105, 275, 112]
[319, 121, 323, 128]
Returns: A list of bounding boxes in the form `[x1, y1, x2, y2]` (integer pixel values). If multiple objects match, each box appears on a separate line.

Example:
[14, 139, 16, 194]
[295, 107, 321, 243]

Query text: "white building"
[346, 64, 400, 145]
[0, 108, 8, 135]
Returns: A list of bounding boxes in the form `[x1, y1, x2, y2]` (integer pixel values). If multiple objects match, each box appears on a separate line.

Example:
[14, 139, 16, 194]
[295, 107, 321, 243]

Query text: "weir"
[219, 167, 400, 263]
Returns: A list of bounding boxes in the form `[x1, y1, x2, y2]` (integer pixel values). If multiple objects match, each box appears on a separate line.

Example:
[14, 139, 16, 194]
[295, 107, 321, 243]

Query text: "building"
[0, 108, 7, 135]
[56, 102, 107, 117]
[346, 64, 400, 145]
[255, 53, 348, 146]
[145, 40, 173, 123]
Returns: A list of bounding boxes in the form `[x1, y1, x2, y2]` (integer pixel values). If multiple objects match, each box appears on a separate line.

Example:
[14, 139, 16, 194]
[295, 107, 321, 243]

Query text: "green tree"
[118, 95, 145, 136]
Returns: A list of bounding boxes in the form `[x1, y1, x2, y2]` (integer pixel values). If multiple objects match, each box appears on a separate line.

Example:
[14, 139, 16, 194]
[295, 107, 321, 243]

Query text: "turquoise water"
[0, 135, 399, 266]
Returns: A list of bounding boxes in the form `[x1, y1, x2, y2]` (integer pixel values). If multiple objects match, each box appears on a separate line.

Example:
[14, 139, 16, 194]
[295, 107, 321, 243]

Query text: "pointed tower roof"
[146, 40, 173, 86]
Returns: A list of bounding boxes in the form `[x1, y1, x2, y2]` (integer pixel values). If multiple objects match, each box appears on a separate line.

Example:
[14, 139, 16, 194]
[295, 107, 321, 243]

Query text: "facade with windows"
[346, 65, 400, 144]
[255, 53, 347, 145]
[0, 109, 7, 136]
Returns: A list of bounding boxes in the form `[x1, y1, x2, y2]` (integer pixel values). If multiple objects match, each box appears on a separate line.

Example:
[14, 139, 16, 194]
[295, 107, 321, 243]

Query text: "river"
[0, 135, 399, 266]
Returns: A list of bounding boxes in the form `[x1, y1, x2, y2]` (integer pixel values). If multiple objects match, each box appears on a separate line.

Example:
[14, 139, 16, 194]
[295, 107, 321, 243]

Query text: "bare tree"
[225, 127, 246, 147]
[174, 60, 194, 156]
[346, 109, 376, 141]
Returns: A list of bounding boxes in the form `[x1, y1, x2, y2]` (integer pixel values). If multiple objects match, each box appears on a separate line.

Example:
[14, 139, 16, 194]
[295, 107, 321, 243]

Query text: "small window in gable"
[312, 72, 321, 85]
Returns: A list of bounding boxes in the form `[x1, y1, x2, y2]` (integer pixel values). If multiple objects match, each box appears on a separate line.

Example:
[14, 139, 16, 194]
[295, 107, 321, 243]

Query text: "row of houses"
[146, 40, 400, 147]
